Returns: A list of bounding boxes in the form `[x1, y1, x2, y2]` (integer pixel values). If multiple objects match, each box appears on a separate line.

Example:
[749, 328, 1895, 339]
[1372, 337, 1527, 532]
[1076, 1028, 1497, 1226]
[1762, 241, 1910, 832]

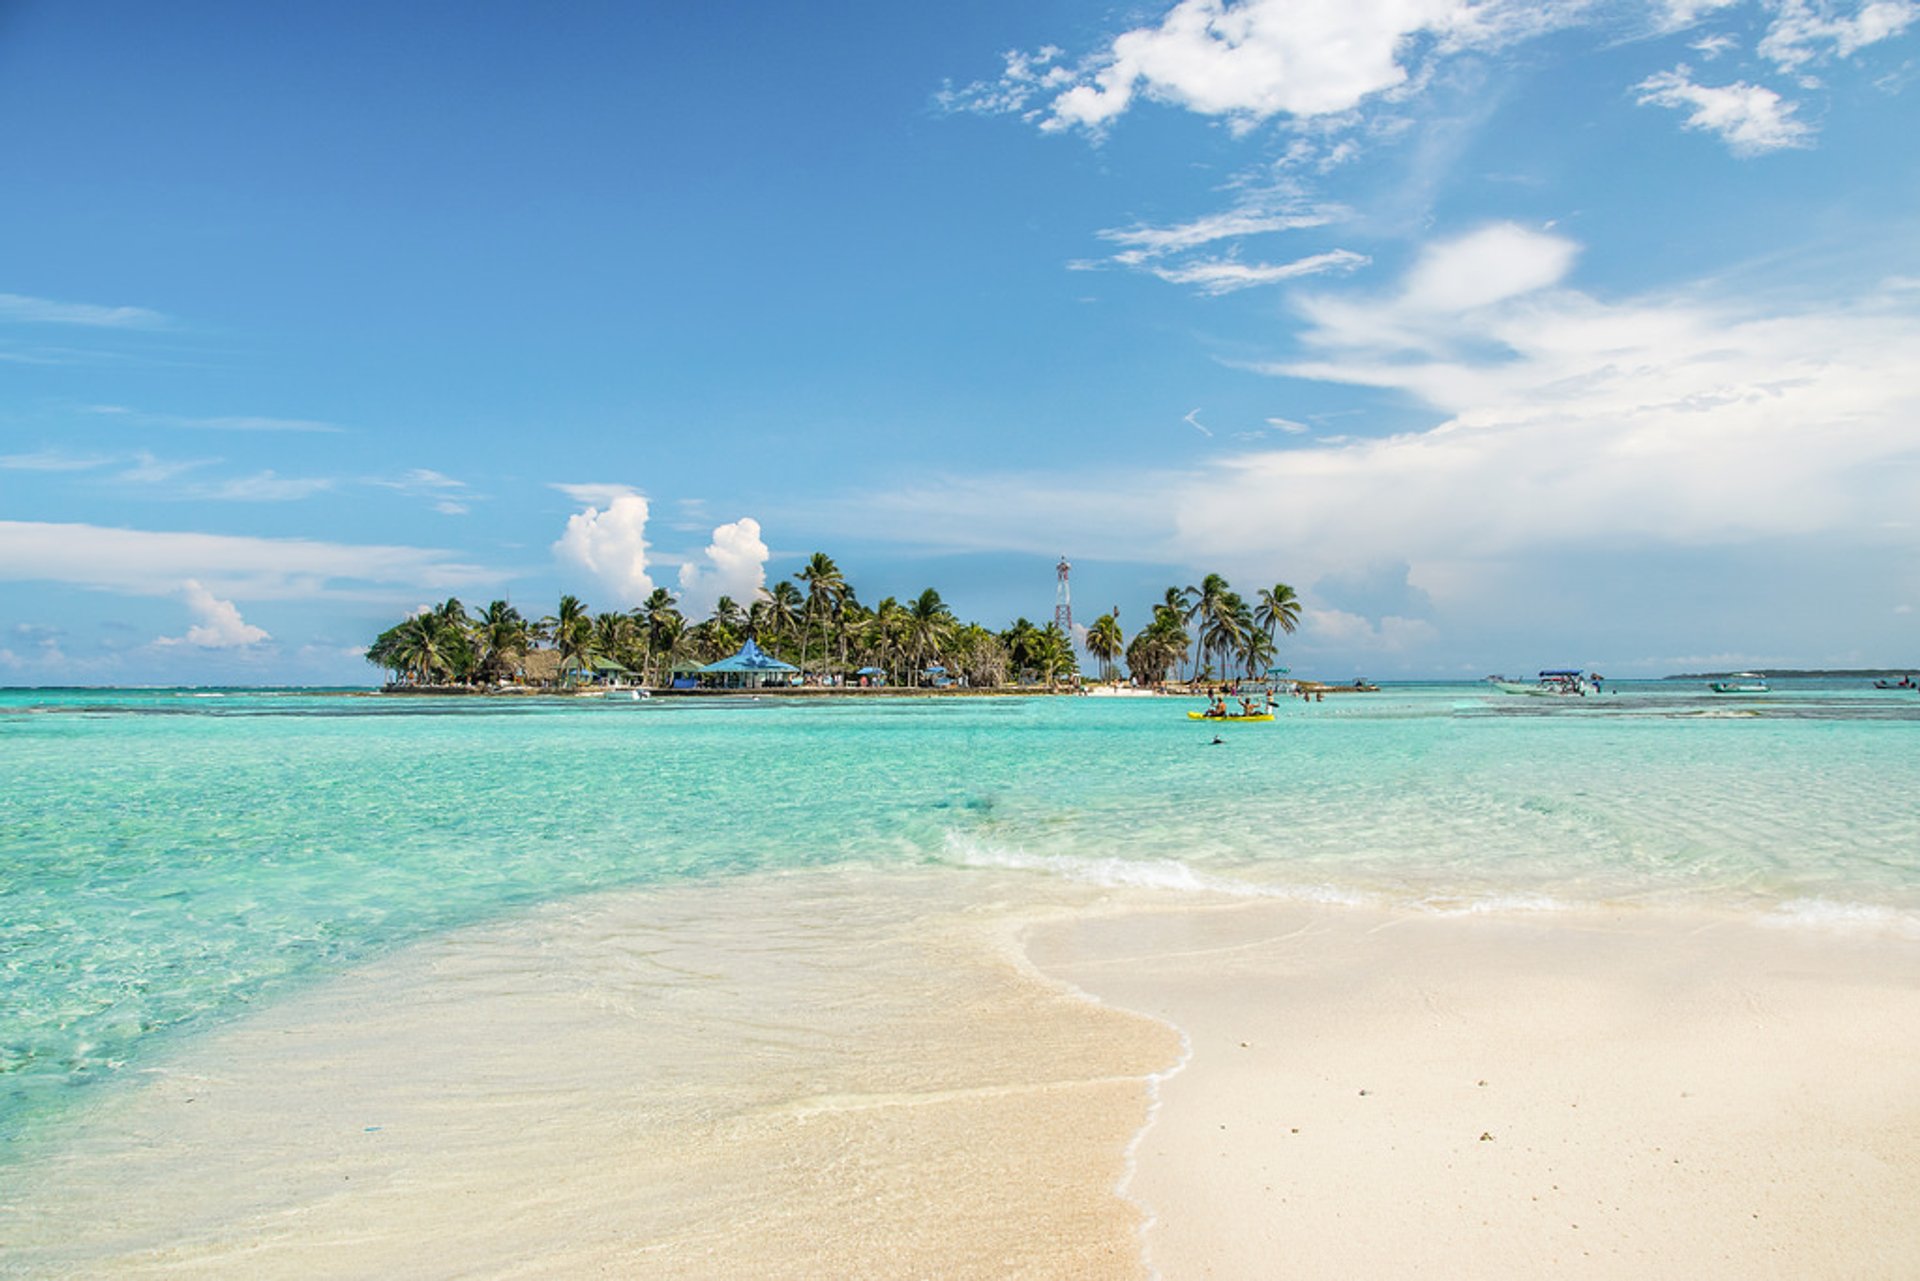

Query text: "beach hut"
[518, 649, 563, 688]
[698, 638, 801, 690]
[569, 655, 637, 687]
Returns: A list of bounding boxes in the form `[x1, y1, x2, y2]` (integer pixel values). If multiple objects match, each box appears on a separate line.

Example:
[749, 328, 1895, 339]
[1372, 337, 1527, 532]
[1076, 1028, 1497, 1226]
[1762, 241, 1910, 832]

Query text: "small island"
[365, 554, 1304, 694]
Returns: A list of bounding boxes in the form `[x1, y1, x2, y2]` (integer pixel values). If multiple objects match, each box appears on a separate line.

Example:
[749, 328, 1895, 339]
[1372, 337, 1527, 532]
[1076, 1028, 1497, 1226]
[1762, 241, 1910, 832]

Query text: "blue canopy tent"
[698, 638, 800, 690]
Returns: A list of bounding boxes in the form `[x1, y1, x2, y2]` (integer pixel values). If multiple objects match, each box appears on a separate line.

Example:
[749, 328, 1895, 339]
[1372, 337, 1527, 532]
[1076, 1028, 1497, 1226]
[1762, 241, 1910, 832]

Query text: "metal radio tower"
[1054, 557, 1073, 637]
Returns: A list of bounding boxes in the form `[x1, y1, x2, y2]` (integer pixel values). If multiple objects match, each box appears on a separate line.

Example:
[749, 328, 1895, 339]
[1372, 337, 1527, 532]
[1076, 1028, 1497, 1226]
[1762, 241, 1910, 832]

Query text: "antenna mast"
[1054, 557, 1073, 637]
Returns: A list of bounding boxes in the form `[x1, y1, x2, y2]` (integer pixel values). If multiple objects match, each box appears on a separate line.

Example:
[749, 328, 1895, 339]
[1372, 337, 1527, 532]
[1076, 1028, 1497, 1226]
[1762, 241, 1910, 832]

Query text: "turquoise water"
[3, 682, 1918, 1157]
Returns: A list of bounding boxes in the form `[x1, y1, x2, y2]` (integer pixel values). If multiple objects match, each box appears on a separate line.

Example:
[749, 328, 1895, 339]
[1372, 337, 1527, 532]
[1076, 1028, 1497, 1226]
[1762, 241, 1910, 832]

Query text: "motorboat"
[1488, 670, 1596, 696]
[1708, 673, 1769, 693]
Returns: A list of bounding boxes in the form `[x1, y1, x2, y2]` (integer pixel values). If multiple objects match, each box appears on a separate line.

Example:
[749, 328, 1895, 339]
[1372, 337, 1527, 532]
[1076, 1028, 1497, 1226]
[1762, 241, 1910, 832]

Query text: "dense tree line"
[366, 553, 1299, 690]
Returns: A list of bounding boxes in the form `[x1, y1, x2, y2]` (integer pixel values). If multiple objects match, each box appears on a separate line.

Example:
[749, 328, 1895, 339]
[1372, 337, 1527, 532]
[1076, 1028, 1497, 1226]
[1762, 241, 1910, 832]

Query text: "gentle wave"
[1760, 898, 1920, 939]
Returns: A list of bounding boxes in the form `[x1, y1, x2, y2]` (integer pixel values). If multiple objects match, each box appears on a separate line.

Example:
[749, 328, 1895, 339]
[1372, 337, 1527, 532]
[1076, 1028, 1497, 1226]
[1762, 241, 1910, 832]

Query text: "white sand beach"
[7, 874, 1919, 1278]
[1029, 901, 1920, 1279]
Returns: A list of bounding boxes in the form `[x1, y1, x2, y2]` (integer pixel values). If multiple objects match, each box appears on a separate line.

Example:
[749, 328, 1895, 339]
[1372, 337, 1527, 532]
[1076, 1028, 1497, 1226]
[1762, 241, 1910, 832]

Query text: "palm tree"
[556, 611, 599, 685]
[1200, 590, 1251, 682]
[1184, 574, 1231, 682]
[1124, 604, 1190, 687]
[764, 580, 803, 652]
[1085, 609, 1123, 682]
[637, 588, 682, 687]
[861, 596, 909, 682]
[795, 552, 846, 680]
[1001, 617, 1040, 682]
[386, 611, 449, 684]
[905, 588, 956, 685]
[1031, 623, 1077, 690]
[1255, 583, 1302, 648]
[473, 600, 530, 684]
[593, 611, 641, 678]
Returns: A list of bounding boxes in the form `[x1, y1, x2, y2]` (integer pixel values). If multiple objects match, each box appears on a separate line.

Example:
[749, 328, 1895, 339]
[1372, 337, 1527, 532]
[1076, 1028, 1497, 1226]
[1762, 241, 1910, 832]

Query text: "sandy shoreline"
[6, 875, 1919, 1277]
[1029, 900, 1920, 1279]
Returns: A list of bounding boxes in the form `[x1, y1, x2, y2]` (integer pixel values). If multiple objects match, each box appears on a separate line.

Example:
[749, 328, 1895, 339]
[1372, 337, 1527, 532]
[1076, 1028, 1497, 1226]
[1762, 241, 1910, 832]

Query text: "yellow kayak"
[1188, 711, 1274, 722]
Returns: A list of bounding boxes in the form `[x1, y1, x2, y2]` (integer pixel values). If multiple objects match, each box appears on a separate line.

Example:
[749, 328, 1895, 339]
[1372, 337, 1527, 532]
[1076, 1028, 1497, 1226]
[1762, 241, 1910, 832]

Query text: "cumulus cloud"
[154, 581, 271, 649]
[1634, 66, 1813, 154]
[553, 491, 656, 606]
[950, 0, 1579, 132]
[675, 517, 772, 620]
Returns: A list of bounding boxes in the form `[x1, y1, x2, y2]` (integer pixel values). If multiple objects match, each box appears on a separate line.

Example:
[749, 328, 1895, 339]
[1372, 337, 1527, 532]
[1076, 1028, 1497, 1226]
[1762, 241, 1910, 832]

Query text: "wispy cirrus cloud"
[84, 404, 344, 433]
[0, 292, 167, 328]
[0, 520, 498, 601]
[367, 468, 478, 514]
[1098, 206, 1343, 258]
[1759, 0, 1918, 72]
[0, 448, 114, 472]
[1148, 248, 1370, 294]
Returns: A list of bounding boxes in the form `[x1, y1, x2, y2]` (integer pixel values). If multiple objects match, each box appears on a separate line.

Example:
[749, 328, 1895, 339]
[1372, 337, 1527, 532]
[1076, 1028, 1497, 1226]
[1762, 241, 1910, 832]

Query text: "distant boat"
[1489, 670, 1596, 696]
[1873, 676, 1917, 690]
[1708, 673, 1769, 693]
[1187, 710, 1274, 723]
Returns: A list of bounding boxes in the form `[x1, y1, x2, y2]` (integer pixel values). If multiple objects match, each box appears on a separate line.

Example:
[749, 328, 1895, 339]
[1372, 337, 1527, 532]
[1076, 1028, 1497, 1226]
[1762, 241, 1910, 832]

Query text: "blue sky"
[3, 0, 1917, 683]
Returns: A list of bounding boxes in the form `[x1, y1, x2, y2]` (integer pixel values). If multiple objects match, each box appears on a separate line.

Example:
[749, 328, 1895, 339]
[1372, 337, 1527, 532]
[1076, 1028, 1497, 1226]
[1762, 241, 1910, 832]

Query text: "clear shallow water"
[3, 681, 1917, 1155]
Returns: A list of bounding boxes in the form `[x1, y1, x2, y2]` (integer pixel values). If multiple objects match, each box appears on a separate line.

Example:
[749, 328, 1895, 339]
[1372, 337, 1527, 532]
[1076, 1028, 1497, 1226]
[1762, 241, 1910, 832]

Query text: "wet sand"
[0, 872, 1174, 1279]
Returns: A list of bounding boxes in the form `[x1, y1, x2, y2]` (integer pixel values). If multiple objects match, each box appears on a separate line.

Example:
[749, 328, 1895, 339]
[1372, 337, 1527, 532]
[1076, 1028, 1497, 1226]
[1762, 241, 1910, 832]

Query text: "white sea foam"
[942, 831, 1363, 904]
[1761, 898, 1920, 939]
[1418, 892, 1573, 916]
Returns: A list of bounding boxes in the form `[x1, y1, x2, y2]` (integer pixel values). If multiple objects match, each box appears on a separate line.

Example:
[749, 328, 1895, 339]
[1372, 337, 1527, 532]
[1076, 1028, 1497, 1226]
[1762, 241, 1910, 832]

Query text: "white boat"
[1708, 673, 1768, 693]
[1488, 670, 1596, 696]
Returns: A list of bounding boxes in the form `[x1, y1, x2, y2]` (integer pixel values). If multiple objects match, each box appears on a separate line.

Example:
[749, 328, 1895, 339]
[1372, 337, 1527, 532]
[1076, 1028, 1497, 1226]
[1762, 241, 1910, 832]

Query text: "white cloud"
[1635, 66, 1813, 154]
[956, 0, 1581, 133]
[552, 481, 643, 508]
[553, 492, 656, 606]
[1150, 248, 1371, 293]
[1266, 417, 1312, 434]
[0, 292, 166, 328]
[1299, 606, 1439, 652]
[1656, 0, 1744, 31]
[1690, 32, 1740, 58]
[0, 520, 494, 599]
[675, 517, 771, 619]
[154, 580, 271, 649]
[1170, 244, 1920, 593]
[1759, 0, 1918, 71]
[0, 449, 112, 472]
[203, 471, 336, 502]
[793, 240, 1920, 644]
[1400, 223, 1578, 311]
[370, 468, 476, 514]
[84, 404, 343, 433]
[1098, 206, 1341, 255]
